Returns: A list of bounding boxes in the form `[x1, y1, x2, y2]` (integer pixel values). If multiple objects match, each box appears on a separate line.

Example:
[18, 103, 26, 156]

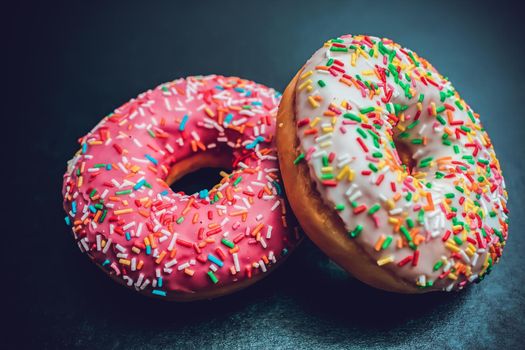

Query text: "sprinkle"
[377, 256, 394, 266]
[207, 271, 219, 284]
[179, 115, 189, 131]
[145, 154, 158, 165]
[294, 153, 305, 164]
[152, 290, 167, 297]
[207, 254, 224, 267]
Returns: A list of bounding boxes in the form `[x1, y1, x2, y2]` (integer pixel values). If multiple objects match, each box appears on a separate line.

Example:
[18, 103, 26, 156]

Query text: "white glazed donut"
[277, 34, 509, 292]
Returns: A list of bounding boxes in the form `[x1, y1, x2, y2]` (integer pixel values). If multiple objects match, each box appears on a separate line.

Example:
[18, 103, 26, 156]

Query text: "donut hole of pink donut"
[167, 153, 232, 196]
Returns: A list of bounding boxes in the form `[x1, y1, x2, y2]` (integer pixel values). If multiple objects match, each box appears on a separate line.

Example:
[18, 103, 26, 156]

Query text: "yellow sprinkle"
[300, 70, 313, 80]
[119, 258, 131, 266]
[430, 102, 437, 116]
[465, 247, 475, 257]
[447, 273, 458, 280]
[377, 256, 394, 266]
[321, 166, 333, 173]
[114, 208, 133, 215]
[336, 166, 349, 180]
[445, 242, 460, 253]
[308, 96, 319, 108]
[310, 117, 320, 127]
[348, 168, 355, 181]
[205, 107, 215, 118]
[452, 225, 463, 232]
[388, 217, 399, 224]
[298, 79, 313, 91]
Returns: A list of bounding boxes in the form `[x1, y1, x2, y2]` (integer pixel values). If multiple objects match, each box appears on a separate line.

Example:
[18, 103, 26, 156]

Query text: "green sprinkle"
[317, 80, 326, 87]
[433, 260, 444, 271]
[116, 189, 132, 195]
[147, 129, 156, 138]
[330, 46, 348, 52]
[453, 145, 460, 154]
[418, 209, 425, 224]
[407, 121, 419, 129]
[360, 107, 375, 114]
[382, 236, 393, 250]
[293, 153, 305, 165]
[461, 125, 471, 133]
[344, 113, 362, 122]
[368, 163, 378, 172]
[207, 271, 219, 284]
[400, 226, 412, 242]
[233, 176, 242, 186]
[368, 203, 381, 215]
[357, 128, 367, 139]
[335, 204, 345, 211]
[176, 216, 184, 224]
[372, 152, 383, 158]
[349, 225, 363, 238]
[436, 115, 447, 125]
[221, 238, 234, 249]
[453, 236, 463, 245]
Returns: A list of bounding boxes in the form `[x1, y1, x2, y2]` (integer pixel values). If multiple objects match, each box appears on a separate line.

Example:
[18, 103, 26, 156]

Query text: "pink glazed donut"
[62, 75, 300, 301]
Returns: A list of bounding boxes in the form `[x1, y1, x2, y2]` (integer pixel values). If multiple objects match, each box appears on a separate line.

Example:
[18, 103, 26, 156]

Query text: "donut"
[277, 35, 509, 293]
[62, 75, 300, 301]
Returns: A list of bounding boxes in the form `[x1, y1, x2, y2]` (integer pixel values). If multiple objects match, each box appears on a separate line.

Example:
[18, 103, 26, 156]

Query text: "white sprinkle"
[259, 259, 267, 272]
[233, 253, 241, 272]
[165, 259, 178, 268]
[102, 239, 112, 254]
[96, 235, 102, 251]
[178, 262, 190, 271]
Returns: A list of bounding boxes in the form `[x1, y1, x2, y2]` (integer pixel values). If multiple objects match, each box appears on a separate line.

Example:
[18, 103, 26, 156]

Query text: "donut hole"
[393, 139, 417, 174]
[171, 167, 230, 195]
[166, 152, 233, 196]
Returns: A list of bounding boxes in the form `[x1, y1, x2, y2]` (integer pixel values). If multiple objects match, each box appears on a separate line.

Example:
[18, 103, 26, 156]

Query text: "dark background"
[7, 1, 525, 349]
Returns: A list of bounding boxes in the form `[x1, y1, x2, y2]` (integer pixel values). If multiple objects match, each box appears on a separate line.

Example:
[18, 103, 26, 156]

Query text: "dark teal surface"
[7, 1, 525, 349]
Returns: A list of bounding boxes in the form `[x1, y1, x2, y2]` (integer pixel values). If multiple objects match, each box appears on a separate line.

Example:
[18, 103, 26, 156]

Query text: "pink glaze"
[62, 75, 300, 299]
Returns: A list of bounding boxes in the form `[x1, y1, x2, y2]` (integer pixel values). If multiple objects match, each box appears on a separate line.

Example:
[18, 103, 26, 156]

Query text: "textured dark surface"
[7, 1, 525, 349]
